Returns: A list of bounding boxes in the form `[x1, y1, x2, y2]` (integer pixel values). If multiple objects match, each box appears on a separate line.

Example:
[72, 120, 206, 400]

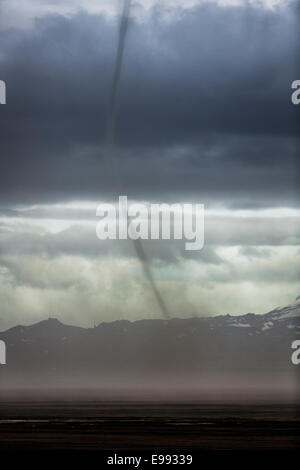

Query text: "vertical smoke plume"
[104, 0, 170, 318]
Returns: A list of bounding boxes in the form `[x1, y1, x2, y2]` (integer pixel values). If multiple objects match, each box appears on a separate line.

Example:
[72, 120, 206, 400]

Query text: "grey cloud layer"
[0, 231, 299, 329]
[0, 214, 299, 262]
[0, 3, 299, 206]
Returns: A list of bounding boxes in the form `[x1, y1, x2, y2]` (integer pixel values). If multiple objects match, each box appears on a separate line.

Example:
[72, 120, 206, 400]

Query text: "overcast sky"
[0, 0, 299, 329]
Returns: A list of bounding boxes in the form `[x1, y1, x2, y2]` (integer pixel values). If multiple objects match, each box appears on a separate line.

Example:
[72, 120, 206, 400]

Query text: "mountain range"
[0, 299, 299, 398]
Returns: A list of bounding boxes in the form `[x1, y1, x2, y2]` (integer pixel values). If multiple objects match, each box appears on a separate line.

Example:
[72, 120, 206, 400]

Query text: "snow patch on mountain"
[262, 321, 273, 331]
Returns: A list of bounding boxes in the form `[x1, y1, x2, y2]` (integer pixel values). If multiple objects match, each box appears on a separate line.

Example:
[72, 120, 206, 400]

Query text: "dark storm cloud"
[0, 3, 299, 206]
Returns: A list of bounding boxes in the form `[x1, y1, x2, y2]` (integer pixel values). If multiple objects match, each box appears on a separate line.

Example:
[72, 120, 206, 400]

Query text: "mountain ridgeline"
[0, 300, 299, 398]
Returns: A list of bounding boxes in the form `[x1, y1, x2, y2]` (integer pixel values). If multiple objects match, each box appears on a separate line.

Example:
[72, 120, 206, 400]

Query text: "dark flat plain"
[0, 402, 299, 452]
